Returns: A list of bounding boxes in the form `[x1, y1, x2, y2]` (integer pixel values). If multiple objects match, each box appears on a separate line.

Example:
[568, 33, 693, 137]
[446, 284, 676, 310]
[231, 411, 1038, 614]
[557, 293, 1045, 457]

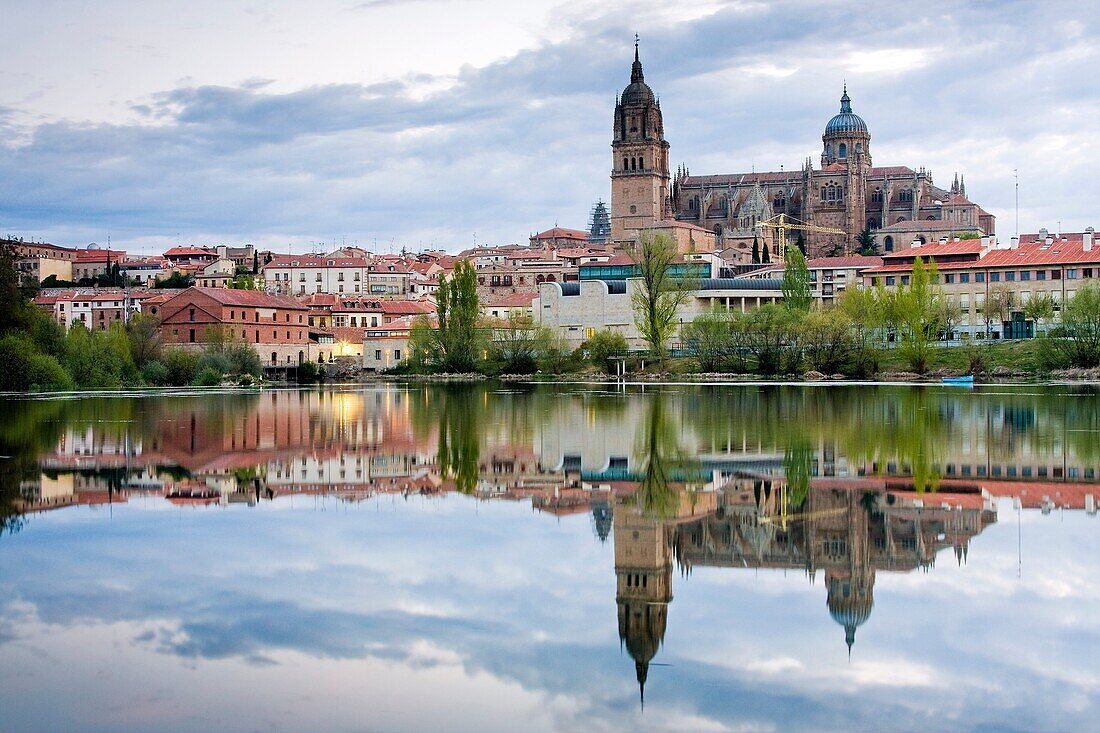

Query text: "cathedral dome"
[620, 42, 655, 106]
[824, 86, 867, 136]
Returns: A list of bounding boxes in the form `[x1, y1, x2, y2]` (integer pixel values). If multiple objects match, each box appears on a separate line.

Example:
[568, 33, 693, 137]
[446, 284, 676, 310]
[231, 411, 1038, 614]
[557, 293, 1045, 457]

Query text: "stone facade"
[605, 49, 996, 260]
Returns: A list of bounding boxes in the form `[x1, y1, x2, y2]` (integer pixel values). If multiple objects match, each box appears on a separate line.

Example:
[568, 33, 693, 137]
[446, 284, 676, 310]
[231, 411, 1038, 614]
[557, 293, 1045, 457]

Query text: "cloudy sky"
[1, 0, 1097, 255]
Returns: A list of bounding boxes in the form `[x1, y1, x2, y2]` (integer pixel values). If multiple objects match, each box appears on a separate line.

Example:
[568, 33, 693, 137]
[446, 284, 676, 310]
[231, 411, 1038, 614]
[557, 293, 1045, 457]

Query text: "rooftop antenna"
[1014, 169, 1019, 239]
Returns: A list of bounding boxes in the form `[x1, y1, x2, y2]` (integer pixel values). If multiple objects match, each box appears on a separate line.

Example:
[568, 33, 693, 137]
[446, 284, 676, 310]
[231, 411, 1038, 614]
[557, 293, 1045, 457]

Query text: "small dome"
[824, 86, 867, 136]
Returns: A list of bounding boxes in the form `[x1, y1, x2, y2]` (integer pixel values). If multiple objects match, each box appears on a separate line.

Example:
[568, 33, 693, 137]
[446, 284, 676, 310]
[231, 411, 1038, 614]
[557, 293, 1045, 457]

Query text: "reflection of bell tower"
[614, 504, 673, 706]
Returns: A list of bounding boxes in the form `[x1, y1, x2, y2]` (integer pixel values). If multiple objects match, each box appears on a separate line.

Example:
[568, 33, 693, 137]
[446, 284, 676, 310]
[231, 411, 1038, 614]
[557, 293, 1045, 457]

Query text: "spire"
[631, 33, 644, 83]
[840, 83, 852, 114]
[636, 660, 648, 710]
[845, 623, 856, 656]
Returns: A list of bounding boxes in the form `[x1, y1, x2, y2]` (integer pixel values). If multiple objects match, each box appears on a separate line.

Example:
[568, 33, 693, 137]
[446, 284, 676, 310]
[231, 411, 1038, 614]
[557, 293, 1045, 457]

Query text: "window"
[189, 308, 195, 322]
[883, 235, 894, 252]
[1067, 269, 1079, 279]
[394, 349, 402, 361]
[899, 188, 914, 203]
[1020, 271, 1031, 281]
[991, 272, 1001, 282]
[189, 328, 195, 343]
[960, 273, 970, 283]
[976, 272, 985, 283]
[1006, 272, 1016, 282]
[838, 143, 847, 158]
[945, 274, 955, 284]
[1036, 270, 1046, 281]
[886, 276, 896, 286]
[375, 349, 382, 360]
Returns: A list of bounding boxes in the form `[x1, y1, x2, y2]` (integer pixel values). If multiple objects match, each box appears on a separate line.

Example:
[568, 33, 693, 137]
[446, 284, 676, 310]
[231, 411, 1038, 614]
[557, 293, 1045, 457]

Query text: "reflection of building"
[672, 481, 996, 651]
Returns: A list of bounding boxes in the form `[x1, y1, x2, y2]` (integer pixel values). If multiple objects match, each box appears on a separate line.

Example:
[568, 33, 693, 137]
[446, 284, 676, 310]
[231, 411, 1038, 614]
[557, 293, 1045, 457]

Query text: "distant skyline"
[1, 0, 1098, 254]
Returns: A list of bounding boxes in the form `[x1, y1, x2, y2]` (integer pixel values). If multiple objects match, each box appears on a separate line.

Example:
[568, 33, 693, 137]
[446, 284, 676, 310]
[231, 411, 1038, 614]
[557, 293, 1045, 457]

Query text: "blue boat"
[942, 375, 975, 385]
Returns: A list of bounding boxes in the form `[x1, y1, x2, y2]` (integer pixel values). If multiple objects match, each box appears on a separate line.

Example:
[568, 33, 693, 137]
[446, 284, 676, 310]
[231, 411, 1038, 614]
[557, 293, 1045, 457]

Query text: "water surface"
[1, 384, 1097, 732]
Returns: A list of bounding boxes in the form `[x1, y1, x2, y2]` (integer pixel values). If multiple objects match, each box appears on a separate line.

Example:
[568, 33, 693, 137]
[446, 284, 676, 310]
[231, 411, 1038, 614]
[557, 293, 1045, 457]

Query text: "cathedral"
[610, 43, 996, 259]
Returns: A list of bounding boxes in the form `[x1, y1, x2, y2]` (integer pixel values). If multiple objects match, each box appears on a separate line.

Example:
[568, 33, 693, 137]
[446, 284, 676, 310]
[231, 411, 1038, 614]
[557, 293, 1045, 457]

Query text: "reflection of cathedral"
[613, 481, 995, 697]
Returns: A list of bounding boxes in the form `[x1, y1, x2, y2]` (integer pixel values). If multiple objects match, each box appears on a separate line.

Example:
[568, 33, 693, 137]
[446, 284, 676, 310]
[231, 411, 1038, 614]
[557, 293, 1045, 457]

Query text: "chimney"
[1011, 236, 1019, 250]
[1038, 227, 1048, 241]
[1085, 227, 1095, 252]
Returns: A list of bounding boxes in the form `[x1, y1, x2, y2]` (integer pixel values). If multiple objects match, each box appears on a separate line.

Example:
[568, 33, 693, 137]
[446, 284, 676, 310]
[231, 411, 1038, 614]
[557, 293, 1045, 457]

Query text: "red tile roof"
[881, 241, 984, 259]
[163, 246, 216, 257]
[381, 300, 434, 315]
[879, 219, 983, 233]
[484, 292, 538, 308]
[330, 326, 366, 344]
[532, 227, 589, 241]
[173, 287, 308, 310]
[264, 254, 369, 268]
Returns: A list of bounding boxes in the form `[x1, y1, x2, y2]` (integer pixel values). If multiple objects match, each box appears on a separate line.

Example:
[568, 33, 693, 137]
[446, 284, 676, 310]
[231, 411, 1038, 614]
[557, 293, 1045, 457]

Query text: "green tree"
[886, 257, 944, 373]
[799, 309, 856, 374]
[126, 313, 162, 367]
[782, 247, 812, 313]
[981, 286, 1014, 338]
[751, 235, 761, 264]
[795, 232, 807, 256]
[761, 240, 771, 264]
[488, 313, 544, 374]
[436, 260, 482, 372]
[1024, 293, 1056, 333]
[743, 304, 796, 374]
[1051, 283, 1100, 367]
[856, 226, 878, 256]
[627, 233, 695, 363]
[582, 329, 628, 373]
[682, 309, 736, 372]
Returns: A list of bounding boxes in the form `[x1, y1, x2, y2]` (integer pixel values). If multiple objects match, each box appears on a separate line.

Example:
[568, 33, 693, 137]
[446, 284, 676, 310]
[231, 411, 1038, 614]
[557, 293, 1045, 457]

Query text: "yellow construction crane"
[755, 213, 847, 260]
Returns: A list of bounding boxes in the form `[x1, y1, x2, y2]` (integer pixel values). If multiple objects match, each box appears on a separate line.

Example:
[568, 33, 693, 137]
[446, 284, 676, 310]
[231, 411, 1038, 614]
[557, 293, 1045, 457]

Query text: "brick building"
[157, 287, 327, 365]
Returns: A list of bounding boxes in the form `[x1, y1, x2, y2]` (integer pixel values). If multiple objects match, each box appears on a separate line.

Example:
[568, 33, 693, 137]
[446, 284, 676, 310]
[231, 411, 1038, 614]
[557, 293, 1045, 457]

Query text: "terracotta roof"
[263, 254, 369, 269]
[330, 326, 366, 344]
[807, 255, 883, 268]
[381, 300, 434, 315]
[881, 241, 984, 259]
[484, 292, 538, 308]
[869, 166, 918, 177]
[75, 249, 126, 262]
[163, 246, 216, 257]
[866, 237, 1100, 273]
[172, 287, 307, 310]
[532, 227, 589, 241]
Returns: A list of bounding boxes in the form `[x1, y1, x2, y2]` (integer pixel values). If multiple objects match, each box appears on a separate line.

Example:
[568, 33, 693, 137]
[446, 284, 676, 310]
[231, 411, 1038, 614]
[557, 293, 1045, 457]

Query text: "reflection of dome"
[826, 571, 874, 654]
[824, 86, 868, 136]
[621, 45, 655, 107]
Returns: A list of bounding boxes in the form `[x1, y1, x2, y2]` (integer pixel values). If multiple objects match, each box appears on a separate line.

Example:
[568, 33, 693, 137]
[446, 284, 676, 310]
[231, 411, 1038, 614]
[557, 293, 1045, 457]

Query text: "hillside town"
[4, 47, 1096, 378]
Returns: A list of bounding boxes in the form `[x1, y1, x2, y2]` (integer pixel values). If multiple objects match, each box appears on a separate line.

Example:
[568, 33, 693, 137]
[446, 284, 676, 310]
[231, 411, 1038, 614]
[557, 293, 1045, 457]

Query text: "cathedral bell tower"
[610, 38, 671, 243]
[817, 86, 872, 250]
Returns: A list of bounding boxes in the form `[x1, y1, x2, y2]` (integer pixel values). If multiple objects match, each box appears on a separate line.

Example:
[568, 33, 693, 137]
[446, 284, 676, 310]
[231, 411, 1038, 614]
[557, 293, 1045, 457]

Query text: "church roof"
[824, 86, 868, 136]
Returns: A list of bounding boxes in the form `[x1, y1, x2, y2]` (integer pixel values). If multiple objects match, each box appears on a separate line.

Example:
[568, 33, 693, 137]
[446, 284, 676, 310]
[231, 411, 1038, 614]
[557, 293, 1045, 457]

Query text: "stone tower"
[816, 86, 872, 252]
[610, 39, 671, 243]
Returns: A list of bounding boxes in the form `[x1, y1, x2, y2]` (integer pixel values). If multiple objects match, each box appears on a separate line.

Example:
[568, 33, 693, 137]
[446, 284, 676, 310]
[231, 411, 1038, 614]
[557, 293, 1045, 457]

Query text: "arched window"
[773, 195, 785, 209]
[714, 224, 723, 236]
[298, 351, 304, 364]
[828, 186, 837, 201]
[547, 274, 556, 282]
[623, 157, 628, 171]
[871, 188, 883, 204]
[900, 188, 914, 203]
[638, 155, 644, 170]
[855, 143, 863, 153]
[866, 218, 879, 230]
[271, 352, 277, 365]
[838, 143, 847, 158]
[884, 235, 894, 252]
[631, 157, 637, 171]
[535, 274, 545, 284]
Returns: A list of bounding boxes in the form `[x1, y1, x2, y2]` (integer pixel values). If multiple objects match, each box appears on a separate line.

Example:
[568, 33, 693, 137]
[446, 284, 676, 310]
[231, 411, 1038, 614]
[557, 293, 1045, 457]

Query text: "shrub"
[582, 330, 628, 373]
[296, 361, 319, 382]
[162, 348, 199, 386]
[0, 335, 73, 391]
[193, 367, 223, 386]
[196, 350, 232, 378]
[141, 360, 170, 386]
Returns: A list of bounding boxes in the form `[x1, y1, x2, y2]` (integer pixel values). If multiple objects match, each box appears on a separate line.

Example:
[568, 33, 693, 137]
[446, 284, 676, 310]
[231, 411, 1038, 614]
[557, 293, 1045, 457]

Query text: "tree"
[856, 226, 878, 256]
[885, 257, 944, 373]
[761, 240, 771, 264]
[981, 286, 1014, 338]
[489, 313, 545, 374]
[126, 313, 162, 367]
[751, 235, 761, 264]
[795, 232, 807, 256]
[627, 233, 695, 363]
[155, 272, 193, 289]
[252, 250, 260, 275]
[1051, 283, 1100, 367]
[582, 329, 628, 373]
[937, 297, 963, 341]
[799, 309, 856, 374]
[1024, 293, 1056, 333]
[782, 247, 812, 313]
[743, 304, 796, 374]
[436, 260, 482, 372]
[682, 309, 734, 372]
